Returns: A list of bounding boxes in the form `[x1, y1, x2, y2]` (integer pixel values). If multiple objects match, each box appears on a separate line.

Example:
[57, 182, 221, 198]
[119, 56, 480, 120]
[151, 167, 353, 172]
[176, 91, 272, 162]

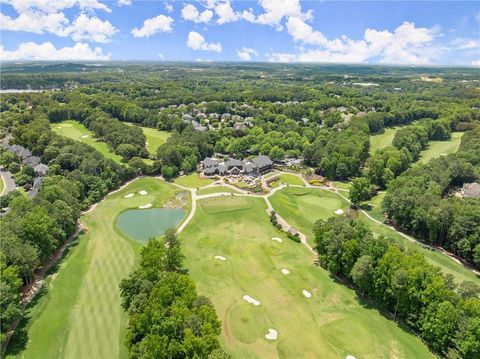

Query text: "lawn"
[269, 187, 350, 246]
[8, 178, 188, 359]
[51, 120, 123, 163]
[174, 173, 215, 188]
[269, 173, 305, 188]
[362, 192, 386, 223]
[418, 132, 463, 163]
[369, 127, 398, 153]
[180, 195, 433, 358]
[197, 185, 241, 196]
[128, 124, 170, 155]
[332, 181, 352, 191]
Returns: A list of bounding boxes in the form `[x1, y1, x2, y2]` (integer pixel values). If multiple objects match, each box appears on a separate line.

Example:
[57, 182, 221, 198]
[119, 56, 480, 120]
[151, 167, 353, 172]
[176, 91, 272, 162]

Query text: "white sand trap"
[346, 356, 356, 359]
[265, 329, 278, 340]
[123, 193, 134, 198]
[57, 126, 62, 129]
[302, 290, 312, 298]
[281, 268, 290, 275]
[214, 255, 226, 261]
[271, 237, 282, 243]
[80, 135, 88, 138]
[440, 153, 447, 156]
[334, 209, 344, 215]
[243, 295, 261, 306]
[139, 190, 148, 195]
[139, 203, 152, 209]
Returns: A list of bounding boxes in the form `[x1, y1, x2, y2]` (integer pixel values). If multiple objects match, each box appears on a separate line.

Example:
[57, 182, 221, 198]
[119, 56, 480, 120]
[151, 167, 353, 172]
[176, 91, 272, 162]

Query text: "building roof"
[23, 155, 41, 166]
[252, 155, 273, 167]
[226, 159, 244, 168]
[462, 182, 480, 198]
[203, 157, 218, 167]
[33, 177, 43, 189]
[34, 163, 49, 174]
[19, 149, 32, 158]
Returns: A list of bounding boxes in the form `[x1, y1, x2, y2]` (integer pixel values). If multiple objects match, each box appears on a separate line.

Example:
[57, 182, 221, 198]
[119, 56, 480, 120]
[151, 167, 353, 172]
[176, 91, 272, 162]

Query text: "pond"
[116, 207, 186, 243]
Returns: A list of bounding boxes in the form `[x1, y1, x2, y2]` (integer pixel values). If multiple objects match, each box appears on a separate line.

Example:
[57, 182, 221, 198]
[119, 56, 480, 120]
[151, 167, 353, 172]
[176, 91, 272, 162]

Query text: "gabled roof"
[203, 157, 218, 167]
[34, 163, 49, 173]
[226, 159, 244, 168]
[462, 182, 480, 198]
[252, 155, 273, 167]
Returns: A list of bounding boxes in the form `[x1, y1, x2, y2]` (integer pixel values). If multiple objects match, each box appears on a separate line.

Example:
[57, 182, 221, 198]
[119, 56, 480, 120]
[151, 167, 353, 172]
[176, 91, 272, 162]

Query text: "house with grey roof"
[23, 155, 41, 166]
[34, 163, 49, 177]
[202, 155, 273, 177]
[460, 182, 480, 198]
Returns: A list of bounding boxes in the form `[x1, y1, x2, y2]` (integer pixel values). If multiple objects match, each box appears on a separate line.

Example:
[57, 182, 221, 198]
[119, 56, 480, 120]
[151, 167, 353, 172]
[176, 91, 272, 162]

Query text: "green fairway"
[369, 127, 398, 153]
[269, 187, 350, 246]
[129, 125, 170, 155]
[362, 192, 386, 223]
[197, 185, 241, 196]
[418, 132, 463, 163]
[174, 173, 214, 188]
[332, 181, 352, 191]
[51, 120, 123, 163]
[10, 178, 188, 359]
[180, 195, 433, 358]
[269, 173, 305, 188]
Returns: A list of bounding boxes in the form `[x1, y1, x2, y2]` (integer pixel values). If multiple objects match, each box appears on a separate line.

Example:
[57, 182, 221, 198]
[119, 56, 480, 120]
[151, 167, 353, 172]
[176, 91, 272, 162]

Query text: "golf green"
[116, 208, 185, 242]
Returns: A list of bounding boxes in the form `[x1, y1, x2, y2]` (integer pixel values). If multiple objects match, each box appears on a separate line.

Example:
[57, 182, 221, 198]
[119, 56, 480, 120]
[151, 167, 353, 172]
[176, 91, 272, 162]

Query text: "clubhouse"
[202, 155, 273, 177]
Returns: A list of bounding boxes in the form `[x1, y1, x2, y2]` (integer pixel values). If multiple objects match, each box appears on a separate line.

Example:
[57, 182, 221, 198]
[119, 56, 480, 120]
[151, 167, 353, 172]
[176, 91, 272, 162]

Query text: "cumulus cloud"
[471, 60, 480, 67]
[117, 0, 132, 6]
[237, 47, 257, 60]
[256, 0, 308, 30]
[181, 4, 213, 23]
[451, 38, 479, 50]
[165, 2, 174, 13]
[131, 14, 174, 38]
[187, 31, 222, 52]
[0, 41, 110, 60]
[68, 13, 117, 43]
[2, 0, 111, 14]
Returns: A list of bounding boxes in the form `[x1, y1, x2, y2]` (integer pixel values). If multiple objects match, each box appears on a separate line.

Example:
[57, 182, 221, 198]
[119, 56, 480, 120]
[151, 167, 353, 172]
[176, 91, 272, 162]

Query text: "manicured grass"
[0, 175, 5, 195]
[51, 120, 123, 163]
[197, 186, 241, 196]
[10, 178, 188, 359]
[269, 187, 350, 246]
[362, 192, 386, 223]
[369, 127, 398, 153]
[181, 195, 433, 358]
[332, 181, 352, 191]
[174, 173, 214, 188]
[133, 125, 170, 155]
[418, 132, 463, 164]
[269, 173, 305, 188]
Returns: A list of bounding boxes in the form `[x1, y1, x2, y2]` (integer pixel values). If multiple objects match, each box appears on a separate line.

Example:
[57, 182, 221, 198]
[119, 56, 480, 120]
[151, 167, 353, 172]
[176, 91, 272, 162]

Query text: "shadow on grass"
[4, 239, 81, 357]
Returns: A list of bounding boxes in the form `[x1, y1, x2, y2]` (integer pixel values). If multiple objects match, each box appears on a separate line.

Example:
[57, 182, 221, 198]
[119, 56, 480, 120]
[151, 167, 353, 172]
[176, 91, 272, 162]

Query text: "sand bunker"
[243, 295, 261, 306]
[139, 203, 152, 209]
[441, 153, 447, 156]
[302, 290, 312, 298]
[281, 268, 290, 275]
[346, 356, 356, 359]
[57, 126, 62, 129]
[271, 237, 282, 243]
[214, 255, 226, 261]
[139, 190, 148, 195]
[265, 329, 278, 340]
[334, 209, 344, 215]
[80, 135, 88, 138]
[123, 193, 134, 198]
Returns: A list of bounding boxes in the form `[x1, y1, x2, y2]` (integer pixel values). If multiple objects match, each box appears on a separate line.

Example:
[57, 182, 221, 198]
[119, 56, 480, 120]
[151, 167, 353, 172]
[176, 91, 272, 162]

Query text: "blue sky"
[1, 0, 479, 66]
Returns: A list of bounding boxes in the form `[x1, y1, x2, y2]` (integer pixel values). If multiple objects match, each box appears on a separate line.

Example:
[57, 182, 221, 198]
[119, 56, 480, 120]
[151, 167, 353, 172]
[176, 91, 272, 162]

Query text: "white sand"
[139, 190, 148, 195]
[281, 268, 290, 275]
[214, 255, 226, 261]
[123, 193, 134, 198]
[334, 209, 344, 215]
[346, 356, 356, 359]
[243, 295, 261, 306]
[302, 290, 312, 298]
[80, 135, 88, 138]
[271, 237, 282, 243]
[440, 153, 447, 156]
[139, 203, 152, 209]
[56, 126, 62, 129]
[265, 329, 278, 340]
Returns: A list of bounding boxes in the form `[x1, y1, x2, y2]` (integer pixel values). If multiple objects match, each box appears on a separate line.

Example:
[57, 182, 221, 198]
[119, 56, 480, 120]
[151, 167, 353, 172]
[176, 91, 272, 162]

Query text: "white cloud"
[187, 31, 222, 52]
[0, 41, 110, 60]
[131, 14, 174, 38]
[471, 60, 480, 67]
[214, 0, 239, 24]
[256, 0, 307, 30]
[451, 38, 479, 50]
[196, 58, 212, 62]
[67, 13, 117, 43]
[117, 0, 132, 6]
[1, 0, 111, 13]
[181, 4, 213, 23]
[237, 47, 257, 60]
[158, 53, 165, 60]
[165, 2, 174, 13]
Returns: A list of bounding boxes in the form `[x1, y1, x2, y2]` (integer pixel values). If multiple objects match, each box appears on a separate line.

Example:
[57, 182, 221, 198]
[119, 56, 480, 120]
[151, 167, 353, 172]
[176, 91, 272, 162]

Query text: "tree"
[0, 256, 22, 343]
[164, 229, 185, 273]
[421, 301, 460, 353]
[349, 177, 372, 206]
[458, 281, 480, 299]
[350, 255, 374, 295]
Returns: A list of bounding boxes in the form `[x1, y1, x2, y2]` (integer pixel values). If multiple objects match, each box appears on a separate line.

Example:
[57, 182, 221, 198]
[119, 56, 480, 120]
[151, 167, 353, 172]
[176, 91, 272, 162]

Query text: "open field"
[369, 127, 398, 153]
[332, 181, 352, 191]
[174, 173, 215, 188]
[128, 124, 170, 155]
[269, 173, 305, 188]
[269, 187, 350, 246]
[51, 120, 123, 163]
[8, 178, 187, 359]
[197, 185, 241, 196]
[181, 195, 433, 358]
[418, 132, 463, 163]
[363, 192, 386, 223]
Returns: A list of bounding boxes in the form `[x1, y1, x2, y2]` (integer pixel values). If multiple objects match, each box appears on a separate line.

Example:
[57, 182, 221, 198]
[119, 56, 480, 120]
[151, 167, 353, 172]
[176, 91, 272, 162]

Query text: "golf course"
[6, 178, 189, 359]
[419, 132, 464, 163]
[180, 195, 433, 358]
[369, 127, 399, 153]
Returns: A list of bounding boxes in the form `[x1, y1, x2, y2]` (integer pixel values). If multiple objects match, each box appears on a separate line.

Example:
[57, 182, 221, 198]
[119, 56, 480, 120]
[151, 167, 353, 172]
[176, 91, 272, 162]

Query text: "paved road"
[0, 168, 15, 196]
